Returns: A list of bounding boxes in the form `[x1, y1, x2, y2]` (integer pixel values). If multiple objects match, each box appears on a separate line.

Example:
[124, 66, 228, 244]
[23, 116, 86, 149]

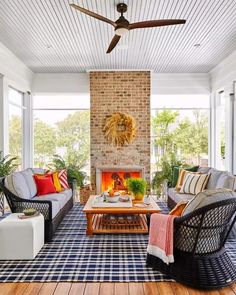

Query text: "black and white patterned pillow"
[180, 173, 210, 195]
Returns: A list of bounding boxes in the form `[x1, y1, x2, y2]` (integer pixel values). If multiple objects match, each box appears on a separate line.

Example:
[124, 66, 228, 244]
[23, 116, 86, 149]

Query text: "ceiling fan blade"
[128, 19, 186, 30]
[70, 4, 116, 27]
[106, 35, 121, 53]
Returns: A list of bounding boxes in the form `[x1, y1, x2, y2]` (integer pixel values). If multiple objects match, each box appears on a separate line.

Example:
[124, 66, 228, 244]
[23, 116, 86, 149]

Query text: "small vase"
[134, 193, 144, 201]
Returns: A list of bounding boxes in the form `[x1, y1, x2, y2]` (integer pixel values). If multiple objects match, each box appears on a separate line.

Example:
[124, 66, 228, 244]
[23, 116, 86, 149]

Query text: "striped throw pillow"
[180, 173, 210, 195]
[58, 169, 70, 189]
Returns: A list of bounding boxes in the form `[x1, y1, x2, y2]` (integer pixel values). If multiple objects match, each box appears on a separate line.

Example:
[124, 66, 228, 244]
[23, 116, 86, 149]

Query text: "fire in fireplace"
[101, 171, 141, 194]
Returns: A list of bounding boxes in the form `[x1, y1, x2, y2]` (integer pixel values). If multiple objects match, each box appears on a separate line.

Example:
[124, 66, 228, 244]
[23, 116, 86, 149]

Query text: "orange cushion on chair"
[33, 174, 57, 196]
[169, 200, 189, 216]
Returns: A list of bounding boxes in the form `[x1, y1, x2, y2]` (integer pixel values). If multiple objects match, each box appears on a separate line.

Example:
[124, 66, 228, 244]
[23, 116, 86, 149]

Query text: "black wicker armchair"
[147, 199, 236, 289]
[0, 178, 74, 242]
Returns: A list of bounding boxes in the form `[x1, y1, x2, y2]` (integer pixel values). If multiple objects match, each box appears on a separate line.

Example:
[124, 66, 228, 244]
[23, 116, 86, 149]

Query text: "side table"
[0, 213, 44, 260]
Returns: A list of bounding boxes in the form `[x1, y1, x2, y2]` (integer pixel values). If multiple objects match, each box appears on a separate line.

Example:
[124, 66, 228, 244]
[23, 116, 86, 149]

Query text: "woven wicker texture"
[147, 198, 236, 289]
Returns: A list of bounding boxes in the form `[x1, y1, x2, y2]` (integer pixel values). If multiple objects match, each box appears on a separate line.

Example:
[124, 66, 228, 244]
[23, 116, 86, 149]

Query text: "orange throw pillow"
[52, 171, 64, 192]
[169, 200, 189, 216]
[33, 174, 57, 196]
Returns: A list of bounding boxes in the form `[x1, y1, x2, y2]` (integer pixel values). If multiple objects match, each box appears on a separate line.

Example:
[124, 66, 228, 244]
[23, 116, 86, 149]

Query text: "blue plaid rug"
[0, 202, 235, 283]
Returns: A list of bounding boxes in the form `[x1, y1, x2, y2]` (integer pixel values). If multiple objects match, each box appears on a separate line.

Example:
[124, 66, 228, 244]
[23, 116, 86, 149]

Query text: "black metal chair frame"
[147, 198, 236, 289]
[0, 177, 74, 242]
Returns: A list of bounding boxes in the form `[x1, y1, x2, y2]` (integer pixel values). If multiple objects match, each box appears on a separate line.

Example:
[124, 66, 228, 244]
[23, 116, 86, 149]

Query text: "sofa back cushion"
[216, 172, 236, 190]
[30, 168, 45, 175]
[5, 172, 31, 199]
[182, 188, 236, 216]
[206, 169, 223, 189]
[23, 169, 37, 197]
[198, 167, 236, 191]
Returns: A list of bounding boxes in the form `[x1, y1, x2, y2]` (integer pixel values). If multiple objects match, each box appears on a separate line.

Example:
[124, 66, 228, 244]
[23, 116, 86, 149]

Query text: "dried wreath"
[103, 112, 136, 146]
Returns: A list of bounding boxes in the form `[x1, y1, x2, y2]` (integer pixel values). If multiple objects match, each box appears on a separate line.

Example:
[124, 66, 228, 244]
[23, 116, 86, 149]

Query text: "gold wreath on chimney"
[103, 112, 136, 146]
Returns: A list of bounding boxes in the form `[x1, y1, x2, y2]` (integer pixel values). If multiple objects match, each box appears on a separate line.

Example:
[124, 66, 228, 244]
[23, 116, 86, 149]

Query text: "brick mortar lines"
[90, 71, 151, 192]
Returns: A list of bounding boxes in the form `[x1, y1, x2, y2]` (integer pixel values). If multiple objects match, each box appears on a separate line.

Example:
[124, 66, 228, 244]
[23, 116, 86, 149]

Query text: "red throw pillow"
[34, 174, 57, 196]
[58, 169, 70, 189]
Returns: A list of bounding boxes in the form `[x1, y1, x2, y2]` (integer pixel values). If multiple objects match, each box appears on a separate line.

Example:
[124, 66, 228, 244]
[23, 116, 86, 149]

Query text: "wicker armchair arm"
[12, 198, 52, 221]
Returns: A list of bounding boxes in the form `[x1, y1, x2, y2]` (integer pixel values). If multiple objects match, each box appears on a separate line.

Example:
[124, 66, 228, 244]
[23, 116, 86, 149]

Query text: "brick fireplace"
[95, 166, 145, 194]
[90, 71, 151, 193]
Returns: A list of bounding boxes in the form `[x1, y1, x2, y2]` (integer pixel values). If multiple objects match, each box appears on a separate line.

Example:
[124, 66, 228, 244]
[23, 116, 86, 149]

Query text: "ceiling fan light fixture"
[115, 27, 129, 36]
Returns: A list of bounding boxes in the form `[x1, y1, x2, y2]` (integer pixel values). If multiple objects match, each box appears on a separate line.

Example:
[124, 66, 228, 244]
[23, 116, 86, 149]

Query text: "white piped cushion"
[182, 188, 236, 216]
[5, 172, 31, 199]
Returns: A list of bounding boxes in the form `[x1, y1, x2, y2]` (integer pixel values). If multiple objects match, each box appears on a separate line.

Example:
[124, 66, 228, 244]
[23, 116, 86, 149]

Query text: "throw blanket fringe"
[147, 213, 175, 265]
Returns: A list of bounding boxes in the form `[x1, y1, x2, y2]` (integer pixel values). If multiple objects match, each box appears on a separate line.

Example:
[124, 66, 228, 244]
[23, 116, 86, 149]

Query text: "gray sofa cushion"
[5, 172, 31, 199]
[197, 167, 211, 174]
[182, 189, 236, 216]
[206, 169, 223, 189]
[32, 196, 61, 218]
[34, 189, 72, 209]
[30, 168, 45, 174]
[22, 169, 37, 198]
[168, 188, 193, 204]
[216, 172, 235, 190]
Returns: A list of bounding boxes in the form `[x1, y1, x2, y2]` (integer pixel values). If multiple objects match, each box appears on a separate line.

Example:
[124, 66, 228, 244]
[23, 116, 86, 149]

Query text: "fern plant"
[48, 154, 87, 187]
[0, 152, 19, 179]
[0, 152, 18, 215]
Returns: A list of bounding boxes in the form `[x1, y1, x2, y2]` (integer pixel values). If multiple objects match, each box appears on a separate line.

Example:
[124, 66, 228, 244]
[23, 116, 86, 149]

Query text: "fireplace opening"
[101, 171, 141, 194]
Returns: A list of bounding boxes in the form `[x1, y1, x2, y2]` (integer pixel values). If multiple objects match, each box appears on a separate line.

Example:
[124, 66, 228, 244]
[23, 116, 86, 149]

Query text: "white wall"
[32, 72, 210, 95]
[0, 42, 33, 92]
[32, 73, 89, 94]
[152, 73, 210, 95]
[210, 49, 236, 93]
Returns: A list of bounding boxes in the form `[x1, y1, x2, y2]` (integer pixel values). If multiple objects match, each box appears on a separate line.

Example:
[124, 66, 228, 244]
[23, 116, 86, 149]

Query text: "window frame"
[32, 93, 90, 170]
[8, 86, 25, 168]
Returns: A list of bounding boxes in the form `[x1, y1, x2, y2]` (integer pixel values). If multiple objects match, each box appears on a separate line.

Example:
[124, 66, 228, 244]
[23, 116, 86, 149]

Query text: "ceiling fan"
[70, 3, 186, 53]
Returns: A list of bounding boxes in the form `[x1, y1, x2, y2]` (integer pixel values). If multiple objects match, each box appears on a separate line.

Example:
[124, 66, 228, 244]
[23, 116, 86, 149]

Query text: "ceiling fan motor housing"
[117, 3, 128, 14]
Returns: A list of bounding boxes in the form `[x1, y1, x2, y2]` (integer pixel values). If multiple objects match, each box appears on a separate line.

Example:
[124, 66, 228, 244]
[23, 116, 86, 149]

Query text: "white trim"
[86, 69, 152, 73]
[9, 101, 26, 109]
[23, 93, 33, 168]
[233, 82, 236, 175]
[0, 76, 9, 154]
[33, 108, 89, 111]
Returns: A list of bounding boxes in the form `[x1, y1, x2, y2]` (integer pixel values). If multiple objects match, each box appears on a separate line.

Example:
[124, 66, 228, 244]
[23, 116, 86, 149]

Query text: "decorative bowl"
[106, 195, 120, 203]
[23, 208, 37, 216]
[119, 196, 130, 202]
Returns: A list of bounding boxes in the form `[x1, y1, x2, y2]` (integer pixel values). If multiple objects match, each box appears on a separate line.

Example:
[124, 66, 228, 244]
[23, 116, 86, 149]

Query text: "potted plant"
[0, 152, 19, 215]
[127, 177, 147, 201]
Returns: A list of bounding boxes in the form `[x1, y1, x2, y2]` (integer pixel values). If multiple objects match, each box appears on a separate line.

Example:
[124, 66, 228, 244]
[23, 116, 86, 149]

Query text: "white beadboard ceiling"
[0, 0, 235, 73]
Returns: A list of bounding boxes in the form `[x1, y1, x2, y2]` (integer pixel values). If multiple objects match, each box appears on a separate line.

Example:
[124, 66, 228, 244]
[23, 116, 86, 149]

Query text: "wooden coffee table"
[83, 195, 161, 235]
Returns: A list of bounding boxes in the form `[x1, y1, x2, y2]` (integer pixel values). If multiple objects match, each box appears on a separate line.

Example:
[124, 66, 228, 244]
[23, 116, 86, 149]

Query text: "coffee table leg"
[86, 213, 93, 235]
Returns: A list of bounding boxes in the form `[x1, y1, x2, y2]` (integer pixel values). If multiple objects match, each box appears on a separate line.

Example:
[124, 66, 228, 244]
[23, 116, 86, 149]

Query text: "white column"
[233, 82, 236, 175]
[23, 92, 33, 168]
[0, 75, 9, 155]
[209, 92, 215, 168]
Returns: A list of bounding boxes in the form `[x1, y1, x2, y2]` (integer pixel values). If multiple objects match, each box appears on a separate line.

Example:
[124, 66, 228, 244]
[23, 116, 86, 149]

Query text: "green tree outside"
[152, 109, 209, 169]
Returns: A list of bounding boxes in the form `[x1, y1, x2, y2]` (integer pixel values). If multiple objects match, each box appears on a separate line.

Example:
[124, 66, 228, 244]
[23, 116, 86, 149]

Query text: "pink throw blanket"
[147, 213, 175, 264]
